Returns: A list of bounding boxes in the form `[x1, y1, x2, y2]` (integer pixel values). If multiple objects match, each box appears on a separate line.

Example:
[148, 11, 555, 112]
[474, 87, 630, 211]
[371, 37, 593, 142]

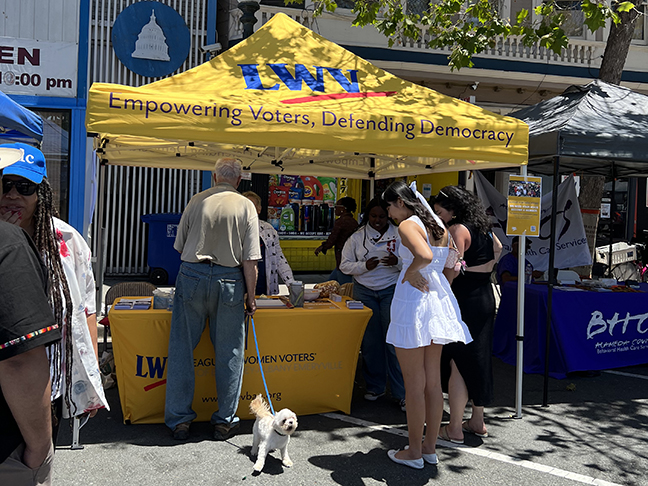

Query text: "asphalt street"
[53, 356, 648, 486]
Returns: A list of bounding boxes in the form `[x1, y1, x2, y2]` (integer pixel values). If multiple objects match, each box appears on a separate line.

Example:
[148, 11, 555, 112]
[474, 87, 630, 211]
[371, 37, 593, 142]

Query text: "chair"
[100, 281, 157, 354]
[339, 282, 354, 298]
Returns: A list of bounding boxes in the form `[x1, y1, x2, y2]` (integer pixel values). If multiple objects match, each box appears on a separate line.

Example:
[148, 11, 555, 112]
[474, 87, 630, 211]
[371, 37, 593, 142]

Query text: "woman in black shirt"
[433, 186, 502, 443]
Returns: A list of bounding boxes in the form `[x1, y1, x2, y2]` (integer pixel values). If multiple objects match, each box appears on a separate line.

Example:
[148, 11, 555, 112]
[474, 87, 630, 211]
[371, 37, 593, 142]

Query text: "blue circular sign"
[112, 1, 191, 78]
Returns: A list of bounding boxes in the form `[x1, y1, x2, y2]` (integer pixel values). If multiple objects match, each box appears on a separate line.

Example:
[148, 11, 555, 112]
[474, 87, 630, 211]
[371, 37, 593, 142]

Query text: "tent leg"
[71, 416, 84, 450]
[514, 165, 527, 419]
[369, 157, 376, 200]
[543, 156, 560, 407]
[608, 162, 616, 277]
[95, 162, 107, 347]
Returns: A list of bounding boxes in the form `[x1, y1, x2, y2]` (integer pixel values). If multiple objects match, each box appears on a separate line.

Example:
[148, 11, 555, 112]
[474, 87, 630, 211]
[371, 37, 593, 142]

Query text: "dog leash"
[249, 315, 276, 416]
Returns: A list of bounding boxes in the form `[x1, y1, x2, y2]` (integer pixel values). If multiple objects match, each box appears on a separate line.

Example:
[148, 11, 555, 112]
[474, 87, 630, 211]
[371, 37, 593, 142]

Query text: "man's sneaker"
[364, 391, 386, 401]
[213, 422, 240, 441]
[399, 399, 406, 412]
[172, 422, 191, 440]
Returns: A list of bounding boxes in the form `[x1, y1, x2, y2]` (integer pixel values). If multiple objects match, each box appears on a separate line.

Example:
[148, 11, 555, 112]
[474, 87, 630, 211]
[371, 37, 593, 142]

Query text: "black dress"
[441, 224, 496, 407]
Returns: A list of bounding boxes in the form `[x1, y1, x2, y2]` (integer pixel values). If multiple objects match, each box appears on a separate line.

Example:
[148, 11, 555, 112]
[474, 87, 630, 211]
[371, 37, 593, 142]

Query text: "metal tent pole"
[608, 162, 616, 277]
[514, 164, 527, 418]
[369, 157, 376, 200]
[542, 156, 560, 407]
[95, 161, 107, 323]
[71, 417, 83, 450]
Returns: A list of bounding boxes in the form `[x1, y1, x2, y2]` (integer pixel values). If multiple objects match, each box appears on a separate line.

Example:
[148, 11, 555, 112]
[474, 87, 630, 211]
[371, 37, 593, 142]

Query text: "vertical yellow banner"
[506, 175, 542, 236]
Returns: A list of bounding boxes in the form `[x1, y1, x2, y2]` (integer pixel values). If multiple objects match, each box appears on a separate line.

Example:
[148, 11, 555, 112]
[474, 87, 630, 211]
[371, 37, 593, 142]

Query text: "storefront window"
[33, 109, 70, 222]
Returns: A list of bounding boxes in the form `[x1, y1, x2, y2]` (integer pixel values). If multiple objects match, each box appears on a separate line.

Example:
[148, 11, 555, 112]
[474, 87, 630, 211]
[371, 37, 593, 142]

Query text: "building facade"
[5, 0, 647, 279]
[0, 0, 91, 232]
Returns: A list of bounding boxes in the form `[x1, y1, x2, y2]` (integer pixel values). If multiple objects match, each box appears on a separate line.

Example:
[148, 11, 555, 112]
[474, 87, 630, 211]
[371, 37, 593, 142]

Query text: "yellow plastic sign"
[506, 175, 542, 236]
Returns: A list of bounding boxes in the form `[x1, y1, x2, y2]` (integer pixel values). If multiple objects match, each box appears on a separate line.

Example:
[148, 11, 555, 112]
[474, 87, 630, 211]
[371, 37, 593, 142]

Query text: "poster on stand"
[268, 175, 338, 236]
[506, 175, 542, 236]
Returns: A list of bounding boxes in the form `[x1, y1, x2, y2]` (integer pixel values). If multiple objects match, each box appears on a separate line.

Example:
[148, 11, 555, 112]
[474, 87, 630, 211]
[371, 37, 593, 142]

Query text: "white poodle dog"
[249, 394, 298, 472]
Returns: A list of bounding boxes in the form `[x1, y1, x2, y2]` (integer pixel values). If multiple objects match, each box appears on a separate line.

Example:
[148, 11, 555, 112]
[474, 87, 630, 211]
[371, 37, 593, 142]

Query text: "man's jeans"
[165, 262, 245, 429]
[353, 281, 405, 400]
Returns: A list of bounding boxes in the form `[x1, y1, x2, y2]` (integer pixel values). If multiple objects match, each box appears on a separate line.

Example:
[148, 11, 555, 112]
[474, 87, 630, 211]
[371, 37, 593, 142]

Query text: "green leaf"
[516, 9, 529, 24]
[616, 1, 635, 12]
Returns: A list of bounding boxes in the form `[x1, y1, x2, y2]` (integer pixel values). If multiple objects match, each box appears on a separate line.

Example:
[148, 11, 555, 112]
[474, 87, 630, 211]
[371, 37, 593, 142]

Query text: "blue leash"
[249, 315, 276, 415]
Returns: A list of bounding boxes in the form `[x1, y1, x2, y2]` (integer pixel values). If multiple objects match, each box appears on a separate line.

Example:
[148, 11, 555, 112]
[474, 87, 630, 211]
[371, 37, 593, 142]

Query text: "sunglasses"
[2, 179, 39, 196]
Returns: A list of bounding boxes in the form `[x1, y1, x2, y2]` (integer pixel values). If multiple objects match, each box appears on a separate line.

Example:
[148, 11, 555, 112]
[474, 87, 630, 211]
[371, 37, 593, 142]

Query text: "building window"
[33, 109, 71, 222]
[335, 0, 356, 9]
[260, 0, 305, 8]
[555, 1, 584, 37]
[633, 5, 645, 41]
[406, 0, 429, 16]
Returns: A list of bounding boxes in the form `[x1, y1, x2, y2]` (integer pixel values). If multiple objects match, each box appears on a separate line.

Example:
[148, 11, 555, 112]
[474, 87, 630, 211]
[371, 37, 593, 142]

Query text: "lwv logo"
[135, 355, 167, 379]
[238, 64, 359, 93]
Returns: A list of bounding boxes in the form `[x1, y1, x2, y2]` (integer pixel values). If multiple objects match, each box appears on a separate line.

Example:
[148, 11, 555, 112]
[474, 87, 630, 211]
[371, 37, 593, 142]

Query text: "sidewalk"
[53, 355, 648, 485]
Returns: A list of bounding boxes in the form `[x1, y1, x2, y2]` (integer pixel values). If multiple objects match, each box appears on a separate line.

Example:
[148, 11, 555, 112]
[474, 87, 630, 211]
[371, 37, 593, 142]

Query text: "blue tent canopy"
[0, 91, 43, 143]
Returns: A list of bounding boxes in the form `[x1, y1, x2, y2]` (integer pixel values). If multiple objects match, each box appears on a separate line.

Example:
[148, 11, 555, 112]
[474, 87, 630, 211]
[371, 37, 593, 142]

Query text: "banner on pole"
[475, 171, 592, 271]
[506, 175, 542, 236]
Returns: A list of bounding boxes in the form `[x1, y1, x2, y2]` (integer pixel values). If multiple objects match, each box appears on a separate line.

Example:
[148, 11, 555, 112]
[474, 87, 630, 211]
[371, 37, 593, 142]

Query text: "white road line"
[321, 412, 622, 486]
[603, 370, 648, 380]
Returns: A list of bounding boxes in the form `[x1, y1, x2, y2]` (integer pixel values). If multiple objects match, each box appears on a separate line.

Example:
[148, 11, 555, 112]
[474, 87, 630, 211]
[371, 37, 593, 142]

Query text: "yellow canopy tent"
[87, 15, 531, 419]
[86, 13, 528, 178]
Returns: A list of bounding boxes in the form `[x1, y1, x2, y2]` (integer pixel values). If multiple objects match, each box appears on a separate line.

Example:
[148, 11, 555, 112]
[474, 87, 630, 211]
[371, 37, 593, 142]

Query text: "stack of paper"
[133, 298, 153, 310]
[113, 297, 153, 310]
[255, 299, 287, 308]
[346, 300, 364, 309]
[113, 299, 135, 310]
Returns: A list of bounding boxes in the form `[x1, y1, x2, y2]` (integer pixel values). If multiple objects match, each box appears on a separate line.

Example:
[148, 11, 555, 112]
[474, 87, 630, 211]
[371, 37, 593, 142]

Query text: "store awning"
[86, 13, 528, 178]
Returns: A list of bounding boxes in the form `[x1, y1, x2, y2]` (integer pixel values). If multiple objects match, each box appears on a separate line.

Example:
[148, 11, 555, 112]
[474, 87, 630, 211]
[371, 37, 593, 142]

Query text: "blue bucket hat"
[0, 143, 47, 183]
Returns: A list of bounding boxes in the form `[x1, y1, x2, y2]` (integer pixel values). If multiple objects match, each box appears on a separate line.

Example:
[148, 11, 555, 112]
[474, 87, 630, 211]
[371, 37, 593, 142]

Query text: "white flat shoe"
[422, 452, 438, 465]
[387, 449, 424, 469]
[404, 445, 438, 465]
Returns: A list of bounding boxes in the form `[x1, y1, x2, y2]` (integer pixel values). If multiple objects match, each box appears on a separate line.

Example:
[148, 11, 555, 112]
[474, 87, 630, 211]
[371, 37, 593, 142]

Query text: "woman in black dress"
[432, 186, 502, 443]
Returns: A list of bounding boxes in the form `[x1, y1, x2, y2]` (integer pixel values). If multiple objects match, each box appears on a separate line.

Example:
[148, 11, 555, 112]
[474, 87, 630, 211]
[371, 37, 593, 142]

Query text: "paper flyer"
[506, 175, 542, 236]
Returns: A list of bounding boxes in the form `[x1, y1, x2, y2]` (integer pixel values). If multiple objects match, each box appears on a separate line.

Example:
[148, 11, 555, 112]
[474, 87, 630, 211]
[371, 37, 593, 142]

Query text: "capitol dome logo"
[132, 10, 171, 61]
[112, 1, 190, 78]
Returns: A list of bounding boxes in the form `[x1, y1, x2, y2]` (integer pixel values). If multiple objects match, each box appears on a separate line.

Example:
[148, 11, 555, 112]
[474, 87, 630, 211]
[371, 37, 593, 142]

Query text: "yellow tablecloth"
[108, 298, 371, 424]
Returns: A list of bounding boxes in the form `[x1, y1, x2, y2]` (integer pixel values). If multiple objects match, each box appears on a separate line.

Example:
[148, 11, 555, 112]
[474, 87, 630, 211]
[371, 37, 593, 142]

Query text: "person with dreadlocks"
[0, 143, 107, 443]
[0, 146, 59, 485]
[339, 196, 405, 411]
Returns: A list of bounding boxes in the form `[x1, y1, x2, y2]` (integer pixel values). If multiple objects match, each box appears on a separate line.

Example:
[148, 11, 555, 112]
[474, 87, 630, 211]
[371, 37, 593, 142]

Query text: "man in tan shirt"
[165, 158, 260, 441]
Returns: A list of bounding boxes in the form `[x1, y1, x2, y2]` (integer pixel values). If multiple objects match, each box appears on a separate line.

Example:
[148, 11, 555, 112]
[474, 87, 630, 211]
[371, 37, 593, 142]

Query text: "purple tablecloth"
[493, 282, 648, 378]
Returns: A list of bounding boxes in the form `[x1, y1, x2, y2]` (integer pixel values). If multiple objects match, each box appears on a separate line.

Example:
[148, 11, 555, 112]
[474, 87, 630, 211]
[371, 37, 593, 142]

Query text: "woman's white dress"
[387, 215, 472, 349]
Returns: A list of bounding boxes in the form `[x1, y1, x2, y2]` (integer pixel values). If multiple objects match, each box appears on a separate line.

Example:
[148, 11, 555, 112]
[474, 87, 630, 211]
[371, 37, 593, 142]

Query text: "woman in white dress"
[382, 180, 471, 469]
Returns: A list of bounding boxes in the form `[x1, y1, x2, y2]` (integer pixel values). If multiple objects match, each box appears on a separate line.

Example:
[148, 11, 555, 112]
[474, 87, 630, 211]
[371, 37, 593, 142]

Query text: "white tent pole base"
[514, 165, 527, 419]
